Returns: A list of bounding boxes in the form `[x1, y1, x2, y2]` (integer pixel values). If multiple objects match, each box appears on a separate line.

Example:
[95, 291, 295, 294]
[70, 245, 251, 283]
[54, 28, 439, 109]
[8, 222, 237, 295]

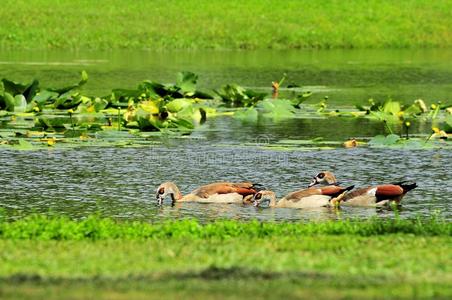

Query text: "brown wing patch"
[319, 186, 346, 196]
[193, 182, 256, 198]
[376, 185, 404, 197]
[232, 182, 254, 189]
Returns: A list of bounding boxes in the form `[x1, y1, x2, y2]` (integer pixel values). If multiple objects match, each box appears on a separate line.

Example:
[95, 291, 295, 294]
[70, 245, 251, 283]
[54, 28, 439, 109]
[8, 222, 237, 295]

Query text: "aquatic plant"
[356, 98, 449, 123]
[108, 71, 213, 108]
[368, 133, 450, 149]
[214, 84, 267, 107]
[1, 72, 450, 150]
[0, 71, 214, 136]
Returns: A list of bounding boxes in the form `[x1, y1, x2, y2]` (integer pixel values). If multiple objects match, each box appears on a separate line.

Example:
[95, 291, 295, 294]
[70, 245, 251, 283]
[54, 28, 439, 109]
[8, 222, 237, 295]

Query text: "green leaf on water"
[93, 98, 109, 112]
[13, 139, 34, 150]
[2, 92, 16, 112]
[1, 78, 28, 95]
[369, 134, 400, 146]
[382, 100, 401, 115]
[214, 84, 266, 107]
[259, 99, 296, 119]
[49, 70, 89, 94]
[33, 90, 59, 104]
[176, 71, 198, 95]
[13, 95, 27, 112]
[166, 99, 193, 113]
[234, 107, 258, 121]
[445, 114, 452, 132]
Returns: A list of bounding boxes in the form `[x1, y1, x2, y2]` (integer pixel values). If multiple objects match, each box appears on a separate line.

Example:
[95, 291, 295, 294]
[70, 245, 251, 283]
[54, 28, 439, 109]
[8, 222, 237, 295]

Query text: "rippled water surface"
[1, 139, 450, 221]
[0, 49, 451, 221]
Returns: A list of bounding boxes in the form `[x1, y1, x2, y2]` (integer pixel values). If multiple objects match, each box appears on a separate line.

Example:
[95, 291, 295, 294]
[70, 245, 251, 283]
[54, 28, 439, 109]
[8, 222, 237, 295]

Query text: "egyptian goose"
[252, 185, 354, 208]
[309, 171, 417, 207]
[156, 181, 260, 205]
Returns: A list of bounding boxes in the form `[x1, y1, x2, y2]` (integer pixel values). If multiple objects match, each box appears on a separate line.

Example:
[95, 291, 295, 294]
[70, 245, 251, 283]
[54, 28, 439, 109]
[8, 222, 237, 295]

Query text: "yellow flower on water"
[343, 139, 358, 148]
[47, 137, 56, 147]
[431, 104, 437, 110]
[432, 127, 440, 134]
[67, 109, 74, 114]
[405, 121, 411, 127]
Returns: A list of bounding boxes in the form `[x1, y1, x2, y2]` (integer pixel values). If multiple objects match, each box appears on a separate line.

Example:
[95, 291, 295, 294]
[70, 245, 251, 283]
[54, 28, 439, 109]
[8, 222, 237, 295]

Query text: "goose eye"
[255, 193, 262, 200]
[317, 172, 325, 179]
[158, 188, 165, 194]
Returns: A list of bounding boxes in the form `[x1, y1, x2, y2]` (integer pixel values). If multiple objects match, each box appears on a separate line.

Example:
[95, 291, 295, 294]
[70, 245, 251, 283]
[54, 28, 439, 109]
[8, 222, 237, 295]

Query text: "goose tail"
[392, 181, 417, 193]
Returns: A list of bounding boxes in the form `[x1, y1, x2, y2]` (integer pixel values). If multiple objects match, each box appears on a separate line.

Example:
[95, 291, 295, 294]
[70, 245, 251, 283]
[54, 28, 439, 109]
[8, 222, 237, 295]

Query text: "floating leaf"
[140, 101, 160, 114]
[214, 84, 266, 107]
[259, 99, 296, 119]
[166, 99, 193, 113]
[445, 115, 452, 133]
[1, 92, 16, 111]
[1, 79, 28, 95]
[93, 98, 109, 112]
[369, 134, 400, 146]
[13, 95, 27, 112]
[382, 100, 401, 115]
[33, 90, 59, 104]
[13, 139, 34, 150]
[176, 71, 198, 95]
[234, 107, 258, 121]
[49, 70, 88, 94]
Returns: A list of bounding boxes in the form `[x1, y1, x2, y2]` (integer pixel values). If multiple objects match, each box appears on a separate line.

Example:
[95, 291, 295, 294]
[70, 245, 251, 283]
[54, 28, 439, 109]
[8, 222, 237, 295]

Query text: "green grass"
[0, 215, 451, 298]
[1, 214, 450, 239]
[0, 0, 451, 50]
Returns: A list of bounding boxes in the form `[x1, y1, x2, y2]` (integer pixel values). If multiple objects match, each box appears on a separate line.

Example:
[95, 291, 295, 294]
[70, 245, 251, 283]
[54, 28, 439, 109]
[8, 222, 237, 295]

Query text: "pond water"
[0, 49, 451, 221]
[1, 49, 452, 105]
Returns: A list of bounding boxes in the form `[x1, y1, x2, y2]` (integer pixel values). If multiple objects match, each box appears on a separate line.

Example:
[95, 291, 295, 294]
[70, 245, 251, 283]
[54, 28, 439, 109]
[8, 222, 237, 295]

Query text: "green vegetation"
[0, 215, 450, 299]
[1, 71, 450, 150]
[1, 0, 452, 50]
[0, 214, 450, 239]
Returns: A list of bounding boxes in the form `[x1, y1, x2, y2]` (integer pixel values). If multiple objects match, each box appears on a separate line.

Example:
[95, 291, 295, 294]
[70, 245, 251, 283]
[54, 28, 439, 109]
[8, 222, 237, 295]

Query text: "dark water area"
[0, 49, 451, 221]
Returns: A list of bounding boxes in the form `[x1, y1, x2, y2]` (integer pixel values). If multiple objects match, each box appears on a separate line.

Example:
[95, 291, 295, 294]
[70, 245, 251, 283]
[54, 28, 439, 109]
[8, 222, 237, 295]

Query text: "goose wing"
[191, 182, 258, 198]
[343, 184, 404, 203]
[285, 186, 352, 202]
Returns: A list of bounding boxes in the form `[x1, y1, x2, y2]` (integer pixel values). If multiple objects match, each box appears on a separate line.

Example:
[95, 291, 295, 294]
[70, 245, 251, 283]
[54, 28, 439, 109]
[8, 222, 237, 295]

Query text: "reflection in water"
[0, 49, 451, 104]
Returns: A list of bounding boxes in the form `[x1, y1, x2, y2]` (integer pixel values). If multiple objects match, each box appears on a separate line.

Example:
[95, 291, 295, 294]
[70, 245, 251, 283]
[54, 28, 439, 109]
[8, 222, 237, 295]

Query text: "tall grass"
[0, 214, 449, 240]
[1, 0, 451, 50]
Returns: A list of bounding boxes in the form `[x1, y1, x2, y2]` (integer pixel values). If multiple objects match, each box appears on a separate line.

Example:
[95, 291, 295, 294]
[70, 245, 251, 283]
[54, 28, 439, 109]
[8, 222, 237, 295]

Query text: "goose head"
[308, 171, 337, 187]
[156, 182, 181, 205]
[252, 190, 277, 207]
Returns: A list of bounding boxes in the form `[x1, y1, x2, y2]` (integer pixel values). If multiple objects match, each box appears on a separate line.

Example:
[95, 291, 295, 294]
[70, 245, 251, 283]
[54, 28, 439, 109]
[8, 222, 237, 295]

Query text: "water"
[1, 139, 450, 221]
[0, 49, 451, 221]
[1, 49, 452, 104]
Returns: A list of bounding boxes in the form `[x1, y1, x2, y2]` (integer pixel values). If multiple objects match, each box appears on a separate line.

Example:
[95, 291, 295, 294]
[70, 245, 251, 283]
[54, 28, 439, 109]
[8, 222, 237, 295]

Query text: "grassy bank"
[0, 0, 451, 50]
[1, 215, 450, 239]
[0, 216, 451, 298]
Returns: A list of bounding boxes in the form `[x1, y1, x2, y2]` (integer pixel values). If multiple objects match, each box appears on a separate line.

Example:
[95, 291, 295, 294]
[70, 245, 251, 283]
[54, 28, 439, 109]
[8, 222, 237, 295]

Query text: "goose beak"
[308, 177, 318, 188]
[156, 193, 164, 206]
[251, 194, 260, 207]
